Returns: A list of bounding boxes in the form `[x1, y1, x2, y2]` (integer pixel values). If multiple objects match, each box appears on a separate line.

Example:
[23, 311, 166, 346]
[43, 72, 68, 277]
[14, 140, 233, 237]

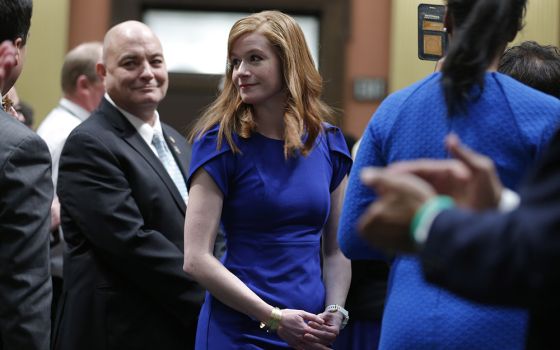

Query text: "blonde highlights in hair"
[189, 10, 332, 158]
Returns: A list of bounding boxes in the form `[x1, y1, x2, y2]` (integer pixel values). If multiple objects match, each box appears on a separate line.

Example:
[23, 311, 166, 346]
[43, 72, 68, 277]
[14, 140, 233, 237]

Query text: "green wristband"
[410, 196, 455, 244]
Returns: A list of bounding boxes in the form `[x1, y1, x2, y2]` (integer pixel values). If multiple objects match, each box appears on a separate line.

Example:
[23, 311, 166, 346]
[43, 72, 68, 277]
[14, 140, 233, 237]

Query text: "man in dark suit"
[53, 21, 203, 350]
[0, 1, 53, 349]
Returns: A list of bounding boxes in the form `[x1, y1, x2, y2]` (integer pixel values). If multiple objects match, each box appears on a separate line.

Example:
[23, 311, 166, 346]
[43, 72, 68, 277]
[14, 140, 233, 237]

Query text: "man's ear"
[96, 62, 106, 79]
[76, 74, 90, 91]
[13, 37, 24, 66]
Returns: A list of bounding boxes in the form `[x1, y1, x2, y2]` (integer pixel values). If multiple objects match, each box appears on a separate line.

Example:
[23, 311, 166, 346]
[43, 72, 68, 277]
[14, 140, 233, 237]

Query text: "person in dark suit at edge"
[0, 0, 53, 349]
[53, 20, 203, 350]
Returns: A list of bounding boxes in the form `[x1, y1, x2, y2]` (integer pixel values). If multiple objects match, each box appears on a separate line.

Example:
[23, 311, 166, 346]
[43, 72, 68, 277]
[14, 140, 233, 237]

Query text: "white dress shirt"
[37, 98, 91, 187]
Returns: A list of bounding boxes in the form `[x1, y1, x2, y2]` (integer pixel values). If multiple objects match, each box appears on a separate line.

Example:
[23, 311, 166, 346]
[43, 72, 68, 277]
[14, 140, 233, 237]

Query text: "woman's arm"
[305, 178, 352, 344]
[305, 177, 352, 345]
[323, 177, 352, 309]
[184, 168, 274, 321]
[184, 168, 328, 349]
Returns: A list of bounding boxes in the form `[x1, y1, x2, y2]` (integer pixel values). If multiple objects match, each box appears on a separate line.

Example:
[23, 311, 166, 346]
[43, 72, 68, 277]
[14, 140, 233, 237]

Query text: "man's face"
[102, 27, 168, 118]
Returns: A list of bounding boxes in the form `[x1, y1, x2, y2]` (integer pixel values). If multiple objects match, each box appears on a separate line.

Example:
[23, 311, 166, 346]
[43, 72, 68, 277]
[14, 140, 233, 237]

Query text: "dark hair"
[0, 0, 32, 45]
[441, 0, 526, 115]
[499, 41, 560, 99]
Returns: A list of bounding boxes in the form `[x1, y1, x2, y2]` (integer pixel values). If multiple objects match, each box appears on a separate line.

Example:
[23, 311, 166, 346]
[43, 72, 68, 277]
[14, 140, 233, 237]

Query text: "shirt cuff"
[498, 188, 520, 212]
[410, 196, 455, 246]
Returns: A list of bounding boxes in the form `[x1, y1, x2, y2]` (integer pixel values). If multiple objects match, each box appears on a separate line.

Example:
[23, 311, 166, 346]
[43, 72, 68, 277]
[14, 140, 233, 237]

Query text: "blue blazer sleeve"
[337, 119, 387, 260]
[421, 129, 560, 308]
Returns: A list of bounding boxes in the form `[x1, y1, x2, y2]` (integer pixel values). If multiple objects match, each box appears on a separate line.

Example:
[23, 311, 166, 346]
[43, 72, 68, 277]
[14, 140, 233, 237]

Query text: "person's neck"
[112, 97, 157, 126]
[133, 110, 156, 126]
[65, 94, 92, 113]
[253, 103, 285, 140]
[487, 54, 500, 72]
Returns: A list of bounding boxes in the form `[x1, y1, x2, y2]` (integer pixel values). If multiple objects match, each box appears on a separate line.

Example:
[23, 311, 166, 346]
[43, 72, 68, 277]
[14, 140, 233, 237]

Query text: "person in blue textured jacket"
[337, 0, 560, 349]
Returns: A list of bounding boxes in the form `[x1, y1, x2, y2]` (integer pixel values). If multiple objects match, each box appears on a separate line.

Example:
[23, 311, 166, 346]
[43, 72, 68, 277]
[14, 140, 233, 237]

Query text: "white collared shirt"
[37, 98, 92, 186]
[104, 93, 163, 157]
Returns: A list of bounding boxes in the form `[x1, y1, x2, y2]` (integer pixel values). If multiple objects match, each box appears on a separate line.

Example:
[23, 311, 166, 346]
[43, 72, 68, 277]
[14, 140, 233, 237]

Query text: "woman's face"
[230, 32, 284, 108]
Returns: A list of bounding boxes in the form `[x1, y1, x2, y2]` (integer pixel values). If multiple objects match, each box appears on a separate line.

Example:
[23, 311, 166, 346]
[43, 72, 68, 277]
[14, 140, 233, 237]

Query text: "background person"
[36, 41, 104, 321]
[498, 40, 560, 98]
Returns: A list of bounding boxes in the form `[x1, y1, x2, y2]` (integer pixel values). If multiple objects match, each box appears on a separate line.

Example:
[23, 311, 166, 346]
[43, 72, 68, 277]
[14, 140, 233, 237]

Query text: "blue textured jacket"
[338, 72, 560, 349]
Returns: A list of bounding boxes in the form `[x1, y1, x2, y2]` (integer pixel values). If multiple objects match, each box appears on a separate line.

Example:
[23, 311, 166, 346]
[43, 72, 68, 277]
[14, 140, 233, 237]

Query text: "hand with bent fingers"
[303, 310, 343, 347]
[276, 309, 331, 350]
[444, 134, 502, 210]
[386, 158, 471, 206]
[358, 168, 436, 253]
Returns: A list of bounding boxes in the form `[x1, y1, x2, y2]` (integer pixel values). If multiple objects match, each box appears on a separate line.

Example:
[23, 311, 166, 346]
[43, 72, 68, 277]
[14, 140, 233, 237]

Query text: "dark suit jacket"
[421, 127, 560, 349]
[0, 112, 52, 350]
[54, 98, 204, 350]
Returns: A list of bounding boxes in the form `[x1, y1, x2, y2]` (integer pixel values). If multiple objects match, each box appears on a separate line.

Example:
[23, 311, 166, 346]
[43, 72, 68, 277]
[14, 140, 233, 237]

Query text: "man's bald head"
[97, 20, 168, 122]
[102, 21, 159, 64]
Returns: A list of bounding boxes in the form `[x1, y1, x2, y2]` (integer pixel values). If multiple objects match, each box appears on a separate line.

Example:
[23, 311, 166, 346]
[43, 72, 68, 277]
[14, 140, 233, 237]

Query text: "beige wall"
[389, 0, 560, 93]
[512, 0, 560, 46]
[389, 0, 444, 93]
[16, 0, 69, 128]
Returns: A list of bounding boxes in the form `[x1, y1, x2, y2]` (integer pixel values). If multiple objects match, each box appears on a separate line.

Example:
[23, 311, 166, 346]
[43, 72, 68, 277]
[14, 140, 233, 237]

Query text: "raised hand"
[445, 134, 502, 210]
[386, 158, 471, 206]
[358, 167, 436, 252]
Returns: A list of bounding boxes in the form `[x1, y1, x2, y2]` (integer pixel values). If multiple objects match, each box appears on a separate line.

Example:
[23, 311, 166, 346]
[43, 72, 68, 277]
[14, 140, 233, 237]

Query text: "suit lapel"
[101, 99, 187, 213]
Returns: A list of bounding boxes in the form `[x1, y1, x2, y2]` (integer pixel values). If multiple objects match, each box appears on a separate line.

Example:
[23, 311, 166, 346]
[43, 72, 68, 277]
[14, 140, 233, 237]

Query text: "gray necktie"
[151, 132, 188, 203]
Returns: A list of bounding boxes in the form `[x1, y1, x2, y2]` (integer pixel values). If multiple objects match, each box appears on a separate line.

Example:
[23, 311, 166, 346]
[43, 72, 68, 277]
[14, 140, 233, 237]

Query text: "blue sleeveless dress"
[188, 123, 352, 349]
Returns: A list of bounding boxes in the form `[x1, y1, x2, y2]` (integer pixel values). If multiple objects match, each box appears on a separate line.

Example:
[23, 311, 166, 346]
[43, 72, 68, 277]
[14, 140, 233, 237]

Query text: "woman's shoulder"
[192, 123, 221, 142]
[321, 122, 351, 157]
[191, 124, 234, 156]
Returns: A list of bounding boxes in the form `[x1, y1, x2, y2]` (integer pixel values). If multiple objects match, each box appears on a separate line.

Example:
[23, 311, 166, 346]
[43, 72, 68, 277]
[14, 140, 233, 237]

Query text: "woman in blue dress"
[183, 11, 352, 349]
[338, 0, 560, 349]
